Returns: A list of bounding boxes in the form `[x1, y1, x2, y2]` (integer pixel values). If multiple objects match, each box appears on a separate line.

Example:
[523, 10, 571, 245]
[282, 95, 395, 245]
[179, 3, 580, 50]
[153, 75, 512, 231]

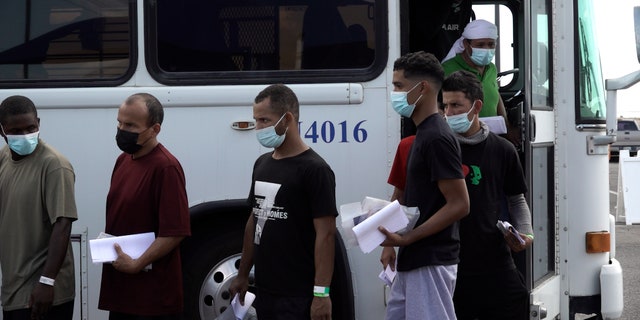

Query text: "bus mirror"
[635, 7, 640, 64]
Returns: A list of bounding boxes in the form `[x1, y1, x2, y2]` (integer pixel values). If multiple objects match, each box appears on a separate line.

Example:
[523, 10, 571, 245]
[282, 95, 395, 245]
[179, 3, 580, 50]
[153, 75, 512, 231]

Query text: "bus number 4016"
[300, 120, 368, 143]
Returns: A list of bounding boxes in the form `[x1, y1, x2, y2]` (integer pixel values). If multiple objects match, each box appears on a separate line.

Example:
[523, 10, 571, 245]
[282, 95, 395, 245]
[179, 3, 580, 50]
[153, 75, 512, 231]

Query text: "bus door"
[404, 1, 558, 318]
[524, 0, 558, 318]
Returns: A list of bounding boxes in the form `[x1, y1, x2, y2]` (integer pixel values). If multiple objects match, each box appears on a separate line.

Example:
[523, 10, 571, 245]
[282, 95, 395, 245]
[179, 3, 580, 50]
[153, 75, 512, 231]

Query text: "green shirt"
[442, 54, 500, 117]
[0, 140, 77, 310]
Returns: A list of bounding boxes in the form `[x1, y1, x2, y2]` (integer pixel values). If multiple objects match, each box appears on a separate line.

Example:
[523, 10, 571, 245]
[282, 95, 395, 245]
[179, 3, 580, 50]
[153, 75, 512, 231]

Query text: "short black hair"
[126, 93, 164, 126]
[442, 70, 484, 102]
[0, 95, 38, 126]
[255, 84, 300, 121]
[393, 51, 445, 90]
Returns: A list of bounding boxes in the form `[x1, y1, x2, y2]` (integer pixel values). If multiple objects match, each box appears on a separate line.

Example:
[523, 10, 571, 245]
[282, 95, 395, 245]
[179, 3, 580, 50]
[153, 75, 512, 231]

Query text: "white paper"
[496, 220, 525, 245]
[378, 265, 396, 287]
[232, 292, 256, 320]
[481, 116, 507, 134]
[352, 200, 409, 253]
[89, 232, 155, 263]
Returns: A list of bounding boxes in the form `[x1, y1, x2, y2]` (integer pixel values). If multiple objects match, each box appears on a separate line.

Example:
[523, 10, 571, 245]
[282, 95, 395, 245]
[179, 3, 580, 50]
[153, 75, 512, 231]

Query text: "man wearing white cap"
[441, 19, 508, 124]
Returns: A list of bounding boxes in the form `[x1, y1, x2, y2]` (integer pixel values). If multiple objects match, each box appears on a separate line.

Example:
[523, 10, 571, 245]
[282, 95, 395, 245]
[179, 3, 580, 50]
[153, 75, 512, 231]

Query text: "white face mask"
[6, 131, 40, 155]
[446, 103, 476, 133]
[256, 113, 288, 148]
[470, 48, 495, 66]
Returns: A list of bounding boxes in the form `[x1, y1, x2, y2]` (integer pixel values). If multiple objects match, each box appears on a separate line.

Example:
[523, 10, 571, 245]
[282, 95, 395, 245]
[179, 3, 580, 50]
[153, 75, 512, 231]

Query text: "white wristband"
[313, 286, 330, 297]
[39, 276, 55, 287]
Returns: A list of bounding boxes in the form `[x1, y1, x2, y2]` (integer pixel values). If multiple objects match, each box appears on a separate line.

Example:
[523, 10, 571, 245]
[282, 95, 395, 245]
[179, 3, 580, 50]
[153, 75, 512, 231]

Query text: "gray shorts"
[385, 264, 458, 320]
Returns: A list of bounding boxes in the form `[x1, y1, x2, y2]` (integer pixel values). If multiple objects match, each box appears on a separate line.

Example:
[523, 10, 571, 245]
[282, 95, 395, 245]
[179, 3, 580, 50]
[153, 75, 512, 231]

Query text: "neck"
[132, 139, 159, 159]
[272, 134, 309, 159]
[411, 95, 440, 125]
[462, 53, 486, 74]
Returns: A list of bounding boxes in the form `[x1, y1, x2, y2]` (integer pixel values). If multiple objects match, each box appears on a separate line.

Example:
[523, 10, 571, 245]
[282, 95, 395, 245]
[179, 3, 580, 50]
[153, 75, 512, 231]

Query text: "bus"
[0, 0, 626, 319]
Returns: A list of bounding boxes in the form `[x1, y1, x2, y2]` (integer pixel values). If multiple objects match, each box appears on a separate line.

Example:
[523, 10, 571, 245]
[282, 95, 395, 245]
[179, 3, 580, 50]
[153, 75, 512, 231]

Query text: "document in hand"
[352, 200, 409, 253]
[216, 292, 256, 320]
[496, 220, 525, 245]
[481, 116, 507, 134]
[89, 232, 155, 263]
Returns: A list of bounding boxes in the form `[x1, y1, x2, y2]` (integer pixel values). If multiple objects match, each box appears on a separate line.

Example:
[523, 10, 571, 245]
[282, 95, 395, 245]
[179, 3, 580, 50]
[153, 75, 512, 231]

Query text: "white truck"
[610, 118, 640, 160]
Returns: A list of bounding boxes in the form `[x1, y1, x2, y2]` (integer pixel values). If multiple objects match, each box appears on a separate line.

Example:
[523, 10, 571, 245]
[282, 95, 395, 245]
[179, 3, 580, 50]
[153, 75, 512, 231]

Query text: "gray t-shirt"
[0, 140, 77, 310]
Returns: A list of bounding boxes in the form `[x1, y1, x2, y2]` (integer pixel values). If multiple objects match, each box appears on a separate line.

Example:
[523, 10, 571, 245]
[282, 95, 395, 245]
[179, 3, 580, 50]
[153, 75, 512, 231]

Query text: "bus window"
[576, 0, 606, 123]
[0, 0, 132, 86]
[149, 0, 381, 85]
[532, 1, 552, 108]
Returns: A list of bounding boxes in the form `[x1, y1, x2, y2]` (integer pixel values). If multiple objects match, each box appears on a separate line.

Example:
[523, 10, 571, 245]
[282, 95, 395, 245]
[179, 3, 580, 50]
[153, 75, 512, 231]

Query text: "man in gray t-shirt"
[0, 95, 78, 320]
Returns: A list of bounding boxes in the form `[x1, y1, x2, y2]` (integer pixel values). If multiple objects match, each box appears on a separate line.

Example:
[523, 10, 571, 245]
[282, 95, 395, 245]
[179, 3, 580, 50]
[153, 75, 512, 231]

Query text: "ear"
[473, 100, 484, 115]
[462, 40, 473, 55]
[151, 123, 161, 135]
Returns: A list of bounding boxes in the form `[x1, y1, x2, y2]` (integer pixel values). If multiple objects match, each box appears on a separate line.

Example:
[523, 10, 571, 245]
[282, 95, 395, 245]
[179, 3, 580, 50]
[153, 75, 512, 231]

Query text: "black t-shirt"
[458, 133, 528, 275]
[248, 148, 338, 296]
[398, 114, 464, 271]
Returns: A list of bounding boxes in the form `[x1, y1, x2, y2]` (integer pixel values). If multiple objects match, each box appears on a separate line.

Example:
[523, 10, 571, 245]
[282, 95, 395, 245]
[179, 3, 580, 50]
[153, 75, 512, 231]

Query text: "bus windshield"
[577, 0, 606, 123]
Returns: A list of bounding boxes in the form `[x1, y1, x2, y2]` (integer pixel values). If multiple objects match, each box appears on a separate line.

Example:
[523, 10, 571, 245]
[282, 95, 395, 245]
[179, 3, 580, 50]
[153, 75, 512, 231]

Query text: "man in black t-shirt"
[380, 51, 470, 320]
[442, 70, 533, 320]
[230, 84, 338, 320]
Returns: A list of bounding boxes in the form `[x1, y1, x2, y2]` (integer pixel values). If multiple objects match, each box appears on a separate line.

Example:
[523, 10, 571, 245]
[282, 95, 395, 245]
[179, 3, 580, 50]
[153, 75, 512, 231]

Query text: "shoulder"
[302, 149, 332, 169]
[399, 135, 416, 148]
[39, 141, 74, 171]
[486, 133, 520, 160]
[155, 144, 183, 166]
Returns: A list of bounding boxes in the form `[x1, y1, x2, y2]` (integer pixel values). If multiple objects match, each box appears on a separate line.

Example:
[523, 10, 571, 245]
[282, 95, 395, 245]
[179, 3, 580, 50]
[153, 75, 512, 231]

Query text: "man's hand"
[30, 283, 54, 319]
[112, 243, 142, 274]
[379, 226, 409, 247]
[229, 276, 249, 306]
[505, 232, 532, 252]
[310, 296, 331, 320]
[380, 247, 397, 271]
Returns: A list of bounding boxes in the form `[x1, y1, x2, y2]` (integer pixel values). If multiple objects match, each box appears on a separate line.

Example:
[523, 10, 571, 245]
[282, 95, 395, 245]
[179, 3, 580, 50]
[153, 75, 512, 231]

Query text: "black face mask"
[116, 129, 143, 154]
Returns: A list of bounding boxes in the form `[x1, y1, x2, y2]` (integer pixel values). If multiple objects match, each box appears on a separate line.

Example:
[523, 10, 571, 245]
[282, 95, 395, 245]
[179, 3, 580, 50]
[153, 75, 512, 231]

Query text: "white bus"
[0, 0, 626, 319]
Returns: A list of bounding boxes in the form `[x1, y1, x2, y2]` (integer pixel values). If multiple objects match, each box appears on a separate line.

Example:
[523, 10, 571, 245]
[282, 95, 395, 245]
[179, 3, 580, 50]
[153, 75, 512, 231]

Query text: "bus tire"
[181, 228, 250, 320]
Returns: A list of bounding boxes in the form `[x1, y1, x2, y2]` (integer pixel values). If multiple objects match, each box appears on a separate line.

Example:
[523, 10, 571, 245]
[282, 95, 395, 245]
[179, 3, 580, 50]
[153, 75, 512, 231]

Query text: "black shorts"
[3, 300, 74, 320]
[254, 290, 312, 320]
[453, 268, 529, 320]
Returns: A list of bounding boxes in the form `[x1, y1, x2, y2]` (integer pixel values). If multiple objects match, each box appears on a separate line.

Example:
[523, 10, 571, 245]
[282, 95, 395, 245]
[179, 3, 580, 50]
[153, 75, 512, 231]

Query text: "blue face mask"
[470, 48, 495, 66]
[256, 113, 288, 148]
[390, 82, 423, 118]
[446, 104, 476, 133]
[6, 131, 39, 155]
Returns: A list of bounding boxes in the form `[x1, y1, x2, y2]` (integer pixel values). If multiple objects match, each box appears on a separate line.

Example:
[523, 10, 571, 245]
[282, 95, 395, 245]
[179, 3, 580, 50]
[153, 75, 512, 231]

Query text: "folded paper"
[89, 232, 155, 263]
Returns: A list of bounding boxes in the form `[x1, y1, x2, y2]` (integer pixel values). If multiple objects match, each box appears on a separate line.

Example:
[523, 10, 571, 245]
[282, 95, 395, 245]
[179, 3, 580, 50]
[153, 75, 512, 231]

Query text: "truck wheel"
[182, 229, 254, 320]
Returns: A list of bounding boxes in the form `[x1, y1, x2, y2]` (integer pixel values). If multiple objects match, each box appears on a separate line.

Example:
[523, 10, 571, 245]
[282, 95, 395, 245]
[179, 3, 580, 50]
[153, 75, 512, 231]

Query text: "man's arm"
[505, 193, 534, 252]
[311, 215, 336, 320]
[30, 217, 74, 317]
[229, 216, 256, 305]
[113, 236, 185, 274]
[381, 178, 469, 246]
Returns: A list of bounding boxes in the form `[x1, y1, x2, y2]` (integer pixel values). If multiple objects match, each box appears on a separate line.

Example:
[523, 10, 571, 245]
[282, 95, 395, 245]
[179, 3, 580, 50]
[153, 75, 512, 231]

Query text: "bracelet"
[313, 286, 330, 298]
[525, 234, 534, 240]
[39, 276, 55, 287]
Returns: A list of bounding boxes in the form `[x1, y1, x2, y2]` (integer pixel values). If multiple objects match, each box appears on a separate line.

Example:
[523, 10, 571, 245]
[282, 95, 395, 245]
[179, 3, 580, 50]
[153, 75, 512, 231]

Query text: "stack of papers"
[351, 200, 409, 253]
[89, 232, 155, 263]
[481, 116, 507, 134]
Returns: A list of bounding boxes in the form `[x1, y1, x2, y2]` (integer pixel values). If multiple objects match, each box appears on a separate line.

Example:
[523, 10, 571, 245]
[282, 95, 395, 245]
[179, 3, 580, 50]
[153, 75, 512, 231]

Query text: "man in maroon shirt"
[99, 93, 191, 320]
